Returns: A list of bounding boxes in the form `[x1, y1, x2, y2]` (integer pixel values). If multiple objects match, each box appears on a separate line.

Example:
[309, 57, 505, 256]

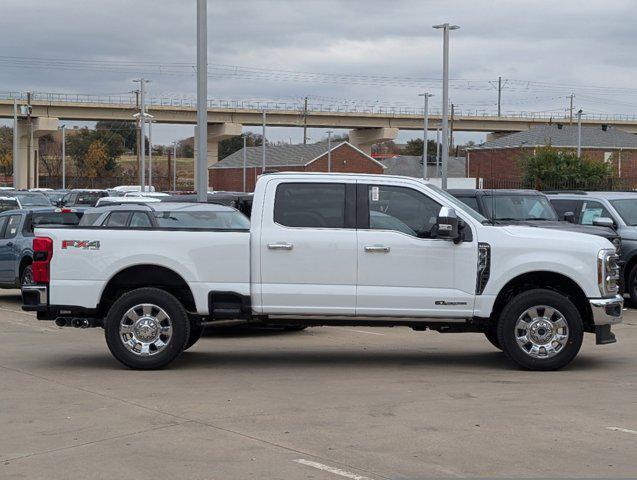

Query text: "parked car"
[0, 191, 54, 213]
[161, 192, 254, 218]
[41, 190, 67, 206]
[23, 173, 622, 371]
[60, 189, 109, 207]
[0, 207, 84, 288]
[547, 191, 637, 304]
[449, 189, 621, 252]
[95, 197, 161, 207]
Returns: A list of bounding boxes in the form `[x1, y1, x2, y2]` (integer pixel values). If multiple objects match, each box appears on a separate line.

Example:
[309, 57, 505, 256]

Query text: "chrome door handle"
[268, 242, 294, 250]
[364, 245, 390, 253]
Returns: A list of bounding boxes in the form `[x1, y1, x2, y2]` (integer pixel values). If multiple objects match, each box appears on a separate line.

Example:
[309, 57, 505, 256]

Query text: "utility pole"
[195, 0, 208, 201]
[303, 96, 308, 144]
[262, 109, 267, 173]
[173, 140, 177, 191]
[498, 76, 502, 116]
[133, 78, 149, 191]
[242, 134, 247, 192]
[418, 93, 433, 179]
[569, 93, 575, 125]
[61, 125, 66, 190]
[26, 91, 32, 189]
[576, 109, 583, 158]
[436, 127, 441, 177]
[449, 103, 455, 155]
[433, 23, 459, 190]
[148, 120, 153, 189]
[12, 99, 18, 188]
[327, 130, 333, 172]
[134, 89, 140, 182]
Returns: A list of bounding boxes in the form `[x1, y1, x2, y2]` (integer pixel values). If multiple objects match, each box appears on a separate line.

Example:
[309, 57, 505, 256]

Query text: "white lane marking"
[606, 426, 637, 435]
[294, 459, 374, 480]
[342, 329, 385, 336]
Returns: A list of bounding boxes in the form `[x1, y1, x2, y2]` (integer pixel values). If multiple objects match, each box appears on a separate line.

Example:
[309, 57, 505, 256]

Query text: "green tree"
[402, 138, 437, 157]
[66, 127, 125, 173]
[96, 121, 137, 151]
[521, 146, 611, 187]
[218, 132, 265, 160]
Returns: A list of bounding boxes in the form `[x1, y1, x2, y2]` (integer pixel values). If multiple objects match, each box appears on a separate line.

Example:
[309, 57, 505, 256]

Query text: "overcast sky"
[1, 0, 636, 145]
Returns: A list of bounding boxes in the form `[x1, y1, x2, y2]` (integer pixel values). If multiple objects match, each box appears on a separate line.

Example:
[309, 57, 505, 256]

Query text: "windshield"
[14, 193, 52, 206]
[425, 184, 488, 223]
[483, 195, 558, 221]
[610, 199, 637, 226]
[154, 210, 250, 230]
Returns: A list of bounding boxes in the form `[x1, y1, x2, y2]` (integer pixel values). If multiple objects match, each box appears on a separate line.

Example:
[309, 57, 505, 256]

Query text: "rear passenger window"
[550, 199, 581, 221]
[274, 183, 346, 228]
[4, 215, 21, 238]
[104, 212, 130, 227]
[456, 196, 481, 213]
[130, 212, 152, 228]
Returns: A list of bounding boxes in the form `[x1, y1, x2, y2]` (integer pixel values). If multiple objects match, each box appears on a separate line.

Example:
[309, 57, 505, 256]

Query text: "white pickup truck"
[22, 173, 623, 371]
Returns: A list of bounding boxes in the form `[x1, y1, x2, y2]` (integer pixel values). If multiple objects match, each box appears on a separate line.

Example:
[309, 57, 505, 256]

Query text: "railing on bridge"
[3, 90, 637, 122]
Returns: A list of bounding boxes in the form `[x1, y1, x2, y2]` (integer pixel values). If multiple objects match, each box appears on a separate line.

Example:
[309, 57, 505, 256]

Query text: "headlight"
[598, 249, 620, 296]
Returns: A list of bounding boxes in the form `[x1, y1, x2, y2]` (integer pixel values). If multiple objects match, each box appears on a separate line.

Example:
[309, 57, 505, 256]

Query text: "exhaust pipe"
[55, 318, 69, 327]
[71, 318, 90, 328]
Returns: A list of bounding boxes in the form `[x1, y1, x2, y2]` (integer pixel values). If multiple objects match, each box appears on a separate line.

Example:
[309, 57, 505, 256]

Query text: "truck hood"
[495, 220, 617, 240]
[499, 225, 614, 250]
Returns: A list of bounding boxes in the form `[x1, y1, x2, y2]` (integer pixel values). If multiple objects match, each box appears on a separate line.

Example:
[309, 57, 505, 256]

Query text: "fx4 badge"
[62, 240, 101, 250]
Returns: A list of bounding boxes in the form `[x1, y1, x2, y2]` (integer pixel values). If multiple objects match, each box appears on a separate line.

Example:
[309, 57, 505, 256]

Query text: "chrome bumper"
[590, 294, 623, 326]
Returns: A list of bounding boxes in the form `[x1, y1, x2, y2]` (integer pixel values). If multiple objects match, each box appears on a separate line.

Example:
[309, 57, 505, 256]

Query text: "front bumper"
[589, 294, 624, 326]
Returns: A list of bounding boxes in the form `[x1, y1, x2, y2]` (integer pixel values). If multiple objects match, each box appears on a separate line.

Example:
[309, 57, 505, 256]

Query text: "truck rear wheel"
[497, 289, 583, 371]
[104, 287, 190, 369]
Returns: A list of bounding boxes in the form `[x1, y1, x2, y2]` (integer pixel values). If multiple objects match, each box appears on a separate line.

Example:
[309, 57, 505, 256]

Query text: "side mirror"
[593, 217, 615, 229]
[436, 206, 459, 242]
[563, 211, 575, 223]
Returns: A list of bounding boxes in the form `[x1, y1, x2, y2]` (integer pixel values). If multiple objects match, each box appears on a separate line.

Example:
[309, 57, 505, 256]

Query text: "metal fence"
[482, 177, 637, 192]
[37, 175, 194, 192]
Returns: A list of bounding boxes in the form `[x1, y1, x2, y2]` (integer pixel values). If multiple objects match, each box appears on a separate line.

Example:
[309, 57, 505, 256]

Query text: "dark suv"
[61, 189, 109, 207]
[449, 189, 621, 252]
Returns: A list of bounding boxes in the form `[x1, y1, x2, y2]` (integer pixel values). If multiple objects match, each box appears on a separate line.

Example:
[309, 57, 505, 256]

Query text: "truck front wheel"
[104, 288, 190, 369]
[497, 289, 583, 371]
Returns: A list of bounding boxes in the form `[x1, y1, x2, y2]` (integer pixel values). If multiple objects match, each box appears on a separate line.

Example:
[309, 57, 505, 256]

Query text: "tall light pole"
[133, 78, 149, 191]
[433, 22, 459, 190]
[418, 93, 433, 179]
[172, 140, 177, 191]
[326, 130, 333, 172]
[436, 127, 441, 177]
[576, 109, 583, 158]
[148, 119, 154, 189]
[61, 125, 66, 189]
[196, 0, 208, 202]
[12, 99, 18, 188]
[242, 134, 247, 192]
[262, 110, 267, 173]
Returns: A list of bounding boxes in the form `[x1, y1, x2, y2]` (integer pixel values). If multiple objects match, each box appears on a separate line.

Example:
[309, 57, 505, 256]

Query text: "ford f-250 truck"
[22, 173, 623, 371]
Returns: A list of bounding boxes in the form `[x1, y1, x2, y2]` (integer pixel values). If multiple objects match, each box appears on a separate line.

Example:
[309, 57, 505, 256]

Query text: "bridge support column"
[16, 117, 59, 189]
[207, 123, 243, 167]
[348, 127, 399, 155]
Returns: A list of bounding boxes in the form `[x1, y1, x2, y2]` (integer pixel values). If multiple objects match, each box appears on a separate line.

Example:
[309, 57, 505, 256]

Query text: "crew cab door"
[259, 179, 357, 315]
[356, 181, 476, 317]
[0, 214, 20, 283]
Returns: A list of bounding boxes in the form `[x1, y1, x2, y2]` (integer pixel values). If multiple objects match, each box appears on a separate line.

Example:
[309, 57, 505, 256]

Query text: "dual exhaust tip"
[55, 318, 92, 328]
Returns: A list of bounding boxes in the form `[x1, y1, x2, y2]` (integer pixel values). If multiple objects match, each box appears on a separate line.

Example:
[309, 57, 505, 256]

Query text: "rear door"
[549, 198, 583, 222]
[0, 215, 17, 283]
[259, 179, 357, 315]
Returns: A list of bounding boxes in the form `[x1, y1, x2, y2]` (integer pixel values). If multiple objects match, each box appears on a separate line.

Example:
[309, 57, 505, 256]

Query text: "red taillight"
[32, 237, 53, 283]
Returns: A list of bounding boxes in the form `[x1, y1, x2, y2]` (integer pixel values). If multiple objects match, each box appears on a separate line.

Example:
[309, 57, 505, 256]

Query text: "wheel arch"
[98, 264, 196, 316]
[18, 255, 33, 283]
[490, 270, 593, 331]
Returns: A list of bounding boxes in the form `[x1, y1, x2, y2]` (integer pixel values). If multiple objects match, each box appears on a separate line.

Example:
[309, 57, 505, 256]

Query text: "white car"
[22, 173, 622, 371]
[95, 196, 162, 207]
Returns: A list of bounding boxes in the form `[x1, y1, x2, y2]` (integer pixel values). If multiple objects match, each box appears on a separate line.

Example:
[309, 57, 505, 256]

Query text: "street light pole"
[148, 120, 153, 189]
[433, 22, 459, 190]
[262, 110, 266, 173]
[173, 140, 177, 191]
[577, 109, 583, 158]
[436, 127, 441, 177]
[133, 78, 148, 191]
[242, 134, 247, 192]
[326, 130, 333, 172]
[12, 99, 18, 188]
[61, 125, 66, 190]
[196, 0, 208, 201]
[418, 93, 433, 179]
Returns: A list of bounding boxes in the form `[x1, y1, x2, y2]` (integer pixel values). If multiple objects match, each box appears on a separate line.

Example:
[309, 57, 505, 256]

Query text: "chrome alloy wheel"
[119, 304, 172, 356]
[515, 305, 569, 359]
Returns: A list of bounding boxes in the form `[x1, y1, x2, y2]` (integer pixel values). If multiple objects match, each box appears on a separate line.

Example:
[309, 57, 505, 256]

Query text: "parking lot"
[0, 289, 636, 479]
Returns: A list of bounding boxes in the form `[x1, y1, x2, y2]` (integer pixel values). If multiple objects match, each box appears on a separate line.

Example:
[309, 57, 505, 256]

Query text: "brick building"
[209, 141, 385, 192]
[467, 124, 637, 187]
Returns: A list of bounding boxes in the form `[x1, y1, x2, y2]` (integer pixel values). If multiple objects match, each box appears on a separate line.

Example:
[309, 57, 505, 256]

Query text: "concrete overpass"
[3, 93, 637, 188]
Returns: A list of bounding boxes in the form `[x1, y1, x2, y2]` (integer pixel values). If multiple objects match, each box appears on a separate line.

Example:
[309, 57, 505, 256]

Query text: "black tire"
[627, 264, 637, 307]
[104, 287, 190, 370]
[20, 265, 34, 287]
[484, 327, 502, 350]
[497, 289, 584, 371]
[184, 321, 204, 351]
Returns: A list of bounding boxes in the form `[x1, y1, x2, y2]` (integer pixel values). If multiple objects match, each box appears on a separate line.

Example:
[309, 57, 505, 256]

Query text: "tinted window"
[154, 210, 250, 230]
[483, 195, 557, 221]
[610, 199, 637, 226]
[580, 200, 613, 225]
[130, 212, 153, 228]
[79, 212, 105, 226]
[0, 200, 19, 212]
[368, 185, 440, 238]
[76, 192, 105, 206]
[31, 212, 83, 229]
[550, 199, 582, 221]
[456, 196, 481, 214]
[104, 212, 131, 227]
[274, 183, 346, 228]
[4, 215, 22, 238]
